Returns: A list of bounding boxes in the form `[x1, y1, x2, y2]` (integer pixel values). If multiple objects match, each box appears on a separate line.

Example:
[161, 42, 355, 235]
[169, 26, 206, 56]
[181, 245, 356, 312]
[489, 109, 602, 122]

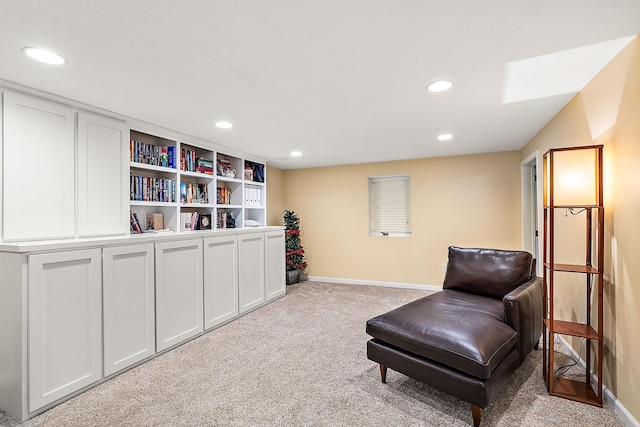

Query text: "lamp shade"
[544, 145, 602, 207]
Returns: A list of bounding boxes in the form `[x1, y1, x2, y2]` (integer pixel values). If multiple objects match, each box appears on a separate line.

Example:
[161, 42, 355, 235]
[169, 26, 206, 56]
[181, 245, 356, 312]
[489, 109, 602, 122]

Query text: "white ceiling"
[2, 1, 640, 169]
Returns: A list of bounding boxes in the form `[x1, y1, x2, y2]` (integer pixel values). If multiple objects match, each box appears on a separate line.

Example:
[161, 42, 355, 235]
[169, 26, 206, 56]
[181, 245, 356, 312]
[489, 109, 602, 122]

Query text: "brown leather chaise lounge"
[366, 246, 543, 426]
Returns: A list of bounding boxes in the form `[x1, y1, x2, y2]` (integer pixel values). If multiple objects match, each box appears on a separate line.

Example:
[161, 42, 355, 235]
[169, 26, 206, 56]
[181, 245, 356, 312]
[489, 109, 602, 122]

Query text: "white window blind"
[369, 175, 411, 237]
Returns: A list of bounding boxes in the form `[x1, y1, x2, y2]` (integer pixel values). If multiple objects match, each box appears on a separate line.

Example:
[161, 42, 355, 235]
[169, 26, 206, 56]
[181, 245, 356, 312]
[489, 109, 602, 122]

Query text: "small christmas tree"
[284, 210, 307, 274]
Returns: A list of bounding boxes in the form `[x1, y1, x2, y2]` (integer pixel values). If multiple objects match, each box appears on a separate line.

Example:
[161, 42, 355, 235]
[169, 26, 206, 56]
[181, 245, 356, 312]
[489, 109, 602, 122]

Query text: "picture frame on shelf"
[244, 167, 253, 181]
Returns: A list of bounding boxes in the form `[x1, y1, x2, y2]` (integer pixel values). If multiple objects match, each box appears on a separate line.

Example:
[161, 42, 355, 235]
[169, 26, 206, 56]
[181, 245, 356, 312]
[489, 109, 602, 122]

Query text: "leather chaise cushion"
[366, 290, 519, 379]
[443, 246, 533, 299]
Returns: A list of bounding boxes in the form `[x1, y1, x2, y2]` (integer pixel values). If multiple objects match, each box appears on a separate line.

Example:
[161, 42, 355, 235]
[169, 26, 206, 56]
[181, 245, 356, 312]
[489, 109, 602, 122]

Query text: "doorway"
[521, 151, 540, 275]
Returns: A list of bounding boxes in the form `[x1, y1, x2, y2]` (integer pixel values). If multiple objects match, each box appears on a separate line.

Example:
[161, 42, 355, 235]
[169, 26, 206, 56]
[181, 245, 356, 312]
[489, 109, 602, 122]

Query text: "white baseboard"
[556, 336, 639, 427]
[305, 276, 441, 292]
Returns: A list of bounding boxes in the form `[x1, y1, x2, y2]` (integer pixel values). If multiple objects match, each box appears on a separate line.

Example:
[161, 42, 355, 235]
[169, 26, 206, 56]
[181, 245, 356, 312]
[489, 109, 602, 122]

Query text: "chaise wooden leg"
[471, 405, 483, 427]
[379, 364, 387, 383]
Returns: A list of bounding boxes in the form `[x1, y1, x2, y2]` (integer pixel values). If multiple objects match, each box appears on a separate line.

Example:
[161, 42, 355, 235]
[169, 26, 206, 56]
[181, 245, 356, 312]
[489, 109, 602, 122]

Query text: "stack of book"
[196, 158, 214, 175]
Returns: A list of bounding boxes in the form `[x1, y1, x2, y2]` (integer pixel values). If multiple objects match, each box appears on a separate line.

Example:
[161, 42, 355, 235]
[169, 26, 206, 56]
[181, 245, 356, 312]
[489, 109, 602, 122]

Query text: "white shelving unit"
[129, 129, 267, 234]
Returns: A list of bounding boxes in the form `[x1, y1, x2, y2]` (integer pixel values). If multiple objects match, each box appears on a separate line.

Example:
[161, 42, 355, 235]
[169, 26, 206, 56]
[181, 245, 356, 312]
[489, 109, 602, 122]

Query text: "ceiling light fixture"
[427, 79, 453, 92]
[22, 47, 67, 65]
[215, 121, 233, 129]
[290, 151, 302, 157]
[437, 133, 453, 141]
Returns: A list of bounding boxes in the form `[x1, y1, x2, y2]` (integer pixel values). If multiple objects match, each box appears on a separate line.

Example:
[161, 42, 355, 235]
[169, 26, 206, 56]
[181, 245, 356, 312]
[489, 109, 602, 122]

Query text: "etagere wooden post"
[542, 145, 604, 406]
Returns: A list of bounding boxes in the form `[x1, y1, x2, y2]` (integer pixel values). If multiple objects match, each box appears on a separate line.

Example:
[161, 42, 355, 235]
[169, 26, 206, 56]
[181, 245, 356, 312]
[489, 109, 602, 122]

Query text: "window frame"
[368, 174, 411, 237]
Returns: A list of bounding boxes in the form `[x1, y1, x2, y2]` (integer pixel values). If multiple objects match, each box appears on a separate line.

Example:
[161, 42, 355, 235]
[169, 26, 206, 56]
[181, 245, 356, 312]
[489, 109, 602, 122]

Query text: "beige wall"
[266, 165, 285, 226]
[521, 37, 640, 422]
[276, 151, 522, 286]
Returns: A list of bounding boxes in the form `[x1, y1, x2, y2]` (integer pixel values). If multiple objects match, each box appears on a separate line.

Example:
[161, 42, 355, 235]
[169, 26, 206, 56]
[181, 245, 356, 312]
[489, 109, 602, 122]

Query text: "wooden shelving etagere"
[542, 145, 604, 406]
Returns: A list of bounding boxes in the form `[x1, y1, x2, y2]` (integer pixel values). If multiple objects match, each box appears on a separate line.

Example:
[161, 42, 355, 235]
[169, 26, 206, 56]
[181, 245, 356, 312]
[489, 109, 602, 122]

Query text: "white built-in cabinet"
[265, 230, 286, 301]
[2, 92, 75, 241]
[77, 113, 129, 237]
[203, 235, 239, 329]
[1, 92, 129, 241]
[27, 249, 102, 412]
[0, 87, 284, 422]
[102, 244, 155, 377]
[238, 232, 266, 314]
[155, 239, 204, 351]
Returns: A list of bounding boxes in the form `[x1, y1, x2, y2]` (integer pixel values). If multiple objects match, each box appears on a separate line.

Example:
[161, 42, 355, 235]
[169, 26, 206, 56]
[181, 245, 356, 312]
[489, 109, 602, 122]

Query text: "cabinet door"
[155, 239, 203, 351]
[28, 249, 102, 412]
[265, 230, 286, 301]
[2, 92, 75, 241]
[238, 232, 265, 314]
[203, 235, 238, 330]
[103, 244, 155, 376]
[77, 113, 129, 237]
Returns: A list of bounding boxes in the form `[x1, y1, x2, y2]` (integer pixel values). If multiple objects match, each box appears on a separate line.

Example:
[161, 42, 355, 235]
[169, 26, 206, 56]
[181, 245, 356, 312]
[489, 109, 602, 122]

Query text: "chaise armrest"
[503, 276, 543, 364]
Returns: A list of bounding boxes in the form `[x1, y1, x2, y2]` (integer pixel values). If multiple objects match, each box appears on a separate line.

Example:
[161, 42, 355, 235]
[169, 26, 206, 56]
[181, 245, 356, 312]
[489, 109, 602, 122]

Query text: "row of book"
[180, 182, 209, 204]
[216, 187, 233, 204]
[130, 175, 176, 202]
[130, 140, 176, 168]
[180, 212, 212, 231]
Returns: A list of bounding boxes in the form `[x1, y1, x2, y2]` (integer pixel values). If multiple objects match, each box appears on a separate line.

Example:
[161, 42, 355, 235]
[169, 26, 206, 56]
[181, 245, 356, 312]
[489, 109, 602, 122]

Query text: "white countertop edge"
[0, 226, 285, 253]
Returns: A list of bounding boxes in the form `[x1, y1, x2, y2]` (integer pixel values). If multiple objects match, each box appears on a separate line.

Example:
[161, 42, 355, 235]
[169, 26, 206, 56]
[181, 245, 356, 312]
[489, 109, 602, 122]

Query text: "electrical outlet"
[441, 263, 447, 273]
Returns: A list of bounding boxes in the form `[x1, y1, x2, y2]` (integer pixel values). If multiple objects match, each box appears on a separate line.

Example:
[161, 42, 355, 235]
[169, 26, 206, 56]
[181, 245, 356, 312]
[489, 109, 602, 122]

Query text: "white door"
[203, 235, 238, 330]
[77, 112, 129, 237]
[155, 239, 203, 351]
[2, 92, 75, 241]
[103, 244, 155, 376]
[265, 230, 285, 301]
[238, 232, 265, 314]
[28, 249, 102, 411]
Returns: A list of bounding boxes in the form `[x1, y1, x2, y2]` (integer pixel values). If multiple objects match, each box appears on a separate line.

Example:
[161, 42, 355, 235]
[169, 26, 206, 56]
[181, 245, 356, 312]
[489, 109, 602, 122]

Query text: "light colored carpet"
[1, 281, 624, 426]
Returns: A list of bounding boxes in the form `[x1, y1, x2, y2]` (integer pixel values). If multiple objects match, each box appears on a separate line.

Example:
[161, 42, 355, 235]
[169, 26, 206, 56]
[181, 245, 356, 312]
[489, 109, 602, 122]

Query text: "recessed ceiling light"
[215, 121, 233, 129]
[290, 151, 302, 157]
[437, 133, 453, 141]
[22, 47, 67, 65]
[427, 80, 453, 92]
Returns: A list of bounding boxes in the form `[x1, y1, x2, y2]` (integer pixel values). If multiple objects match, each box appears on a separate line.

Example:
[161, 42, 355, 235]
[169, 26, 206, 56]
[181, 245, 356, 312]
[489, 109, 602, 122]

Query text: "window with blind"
[369, 175, 411, 237]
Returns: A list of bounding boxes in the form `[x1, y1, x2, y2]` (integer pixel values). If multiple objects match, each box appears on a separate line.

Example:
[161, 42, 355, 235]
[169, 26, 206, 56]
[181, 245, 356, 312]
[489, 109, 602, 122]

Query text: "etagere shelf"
[542, 145, 604, 406]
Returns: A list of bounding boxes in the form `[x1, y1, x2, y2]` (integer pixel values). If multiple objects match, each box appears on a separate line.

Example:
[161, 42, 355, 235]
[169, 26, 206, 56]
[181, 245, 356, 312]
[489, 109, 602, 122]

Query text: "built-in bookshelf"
[129, 129, 266, 233]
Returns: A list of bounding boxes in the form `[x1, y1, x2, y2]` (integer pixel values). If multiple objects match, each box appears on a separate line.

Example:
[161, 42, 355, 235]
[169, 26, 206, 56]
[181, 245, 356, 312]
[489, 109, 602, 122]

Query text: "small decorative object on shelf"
[147, 213, 164, 231]
[244, 166, 253, 181]
[198, 213, 212, 230]
[284, 210, 307, 285]
[542, 144, 604, 407]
